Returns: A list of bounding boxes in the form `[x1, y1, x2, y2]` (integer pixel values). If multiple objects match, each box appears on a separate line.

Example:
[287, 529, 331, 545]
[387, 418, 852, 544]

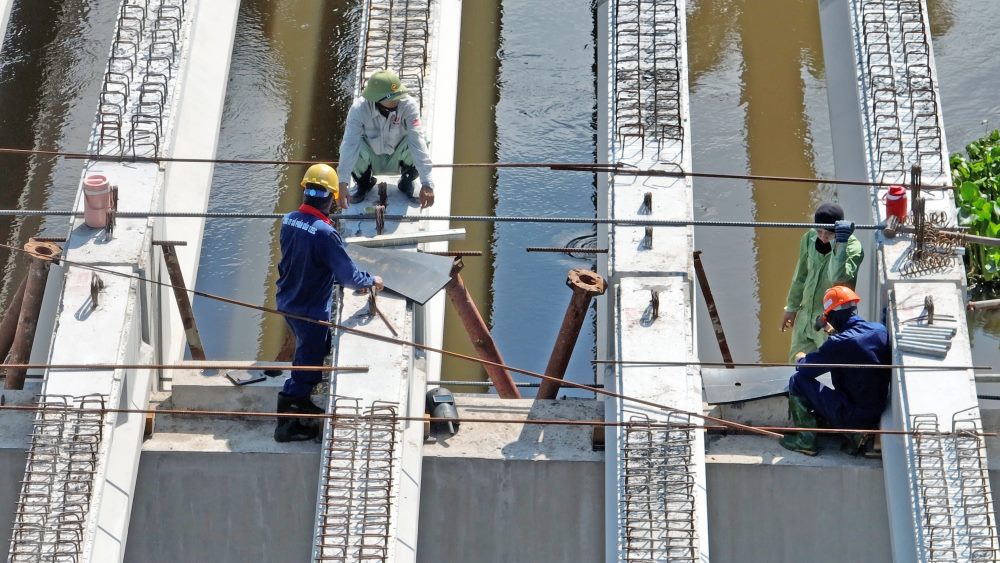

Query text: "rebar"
[10, 395, 107, 563]
[620, 413, 698, 561]
[0, 208, 900, 230]
[0, 239, 780, 438]
[313, 398, 399, 562]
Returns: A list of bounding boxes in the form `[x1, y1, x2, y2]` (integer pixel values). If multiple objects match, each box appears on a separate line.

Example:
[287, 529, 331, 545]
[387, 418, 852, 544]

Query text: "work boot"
[397, 163, 419, 200]
[350, 168, 377, 204]
[779, 394, 819, 456]
[273, 393, 323, 443]
[841, 433, 867, 456]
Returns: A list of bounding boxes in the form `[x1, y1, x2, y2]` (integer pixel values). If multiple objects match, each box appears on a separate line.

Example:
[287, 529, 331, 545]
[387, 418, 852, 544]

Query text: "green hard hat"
[362, 70, 409, 103]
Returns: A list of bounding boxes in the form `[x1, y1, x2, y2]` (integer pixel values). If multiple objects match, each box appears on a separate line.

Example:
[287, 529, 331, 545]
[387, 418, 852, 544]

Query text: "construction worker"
[338, 69, 435, 209]
[274, 163, 384, 442]
[780, 203, 864, 361]
[780, 286, 891, 456]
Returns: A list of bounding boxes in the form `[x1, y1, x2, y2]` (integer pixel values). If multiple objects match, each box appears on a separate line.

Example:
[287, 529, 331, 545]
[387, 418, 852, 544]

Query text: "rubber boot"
[350, 167, 377, 204]
[779, 394, 819, 456]
[397, 163, 419, 200]
[274, 392, 323, 442]
[841, 433, 867, 456]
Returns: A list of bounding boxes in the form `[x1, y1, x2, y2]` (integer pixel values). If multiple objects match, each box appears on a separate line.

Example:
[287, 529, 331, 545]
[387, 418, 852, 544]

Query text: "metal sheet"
[702, 366, 832, 404]
[346, 245, 454, 305]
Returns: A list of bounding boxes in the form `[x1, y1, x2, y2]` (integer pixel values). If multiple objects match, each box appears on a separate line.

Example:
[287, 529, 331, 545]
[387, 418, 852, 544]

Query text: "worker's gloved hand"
[337, 182, 350, 210]
[834, 220, 855, 243]
[780, 310, 796, 332]
[372, 275, 385, 292]
[419, 185, 435, 209]
[793, 352, 807, 362]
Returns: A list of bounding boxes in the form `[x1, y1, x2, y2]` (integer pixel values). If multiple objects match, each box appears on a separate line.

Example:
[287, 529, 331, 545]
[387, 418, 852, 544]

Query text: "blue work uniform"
[276, 204, 374, 397]
[788, 315, 891, 429]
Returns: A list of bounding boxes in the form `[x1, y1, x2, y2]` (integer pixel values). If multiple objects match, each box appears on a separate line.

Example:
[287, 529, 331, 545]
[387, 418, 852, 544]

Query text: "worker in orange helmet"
[780, 286, 890, 457]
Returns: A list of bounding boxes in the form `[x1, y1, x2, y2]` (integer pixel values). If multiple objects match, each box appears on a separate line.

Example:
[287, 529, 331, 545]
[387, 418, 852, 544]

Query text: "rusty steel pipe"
[537, 269, 607, 400]
[0, 276, 27, 362]
[159, 243, 207, 360]
[693, 250, 734, 367]
[445, 259, 520, 398]
[5, 241, 60, 389]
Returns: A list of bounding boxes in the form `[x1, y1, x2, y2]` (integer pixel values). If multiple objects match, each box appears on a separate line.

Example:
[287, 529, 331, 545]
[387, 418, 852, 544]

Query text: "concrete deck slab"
[423, 396, 603, 462]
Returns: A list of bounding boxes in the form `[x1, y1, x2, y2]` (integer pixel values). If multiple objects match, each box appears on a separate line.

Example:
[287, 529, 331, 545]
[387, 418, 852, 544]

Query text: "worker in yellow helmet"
[337, 69, 435, 209]
[273, 163, 383, 442]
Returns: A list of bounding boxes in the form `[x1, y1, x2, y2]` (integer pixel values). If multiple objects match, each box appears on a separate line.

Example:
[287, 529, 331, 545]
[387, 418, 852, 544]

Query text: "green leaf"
[961, 181, 981, 202]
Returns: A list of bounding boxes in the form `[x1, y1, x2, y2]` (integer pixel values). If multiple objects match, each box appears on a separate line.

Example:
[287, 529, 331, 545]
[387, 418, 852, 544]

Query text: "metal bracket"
[90, 273, 104, 310]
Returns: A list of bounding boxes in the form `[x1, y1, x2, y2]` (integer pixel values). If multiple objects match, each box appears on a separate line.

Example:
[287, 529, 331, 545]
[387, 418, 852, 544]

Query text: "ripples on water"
[491, 0, 597, 394]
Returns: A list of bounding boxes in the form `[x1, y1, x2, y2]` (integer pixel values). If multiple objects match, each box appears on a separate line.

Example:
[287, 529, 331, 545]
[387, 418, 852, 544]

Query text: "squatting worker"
[338, 69, 435, 209]
[274, 163, 384, 443]
[781, 202, 864, 361]
[780, 286, 890, 457]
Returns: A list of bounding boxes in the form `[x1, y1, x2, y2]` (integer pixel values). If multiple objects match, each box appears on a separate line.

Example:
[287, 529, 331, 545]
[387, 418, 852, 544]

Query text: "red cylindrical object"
[886, 185, 907, 221]
[83, 174, 111, 228]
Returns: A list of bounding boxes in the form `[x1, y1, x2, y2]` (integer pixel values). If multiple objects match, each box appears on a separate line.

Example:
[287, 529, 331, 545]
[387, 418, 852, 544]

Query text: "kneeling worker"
[274, 163, 383, 442]
[338, 69, 435, 208]
[780, 286, 890, 456]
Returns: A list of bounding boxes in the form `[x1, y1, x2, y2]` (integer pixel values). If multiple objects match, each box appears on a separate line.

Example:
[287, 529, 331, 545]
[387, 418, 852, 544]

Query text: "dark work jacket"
[276, 205, 374, 319]
[795, 315, 891, 415]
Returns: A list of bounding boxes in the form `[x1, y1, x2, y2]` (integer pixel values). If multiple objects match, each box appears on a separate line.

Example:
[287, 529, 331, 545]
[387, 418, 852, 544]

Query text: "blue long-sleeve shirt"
[276, 205, 374, 319]
[795, 315, 891, 415]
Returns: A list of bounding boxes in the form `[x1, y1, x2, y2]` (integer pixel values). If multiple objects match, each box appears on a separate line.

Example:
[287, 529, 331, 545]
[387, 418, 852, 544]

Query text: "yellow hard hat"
[301, 163, 339, 200]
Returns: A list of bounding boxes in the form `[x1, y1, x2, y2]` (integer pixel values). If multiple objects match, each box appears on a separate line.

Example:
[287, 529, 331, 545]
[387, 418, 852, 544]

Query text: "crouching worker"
[274, 163, 383, 442]
[780, 286, 890, 456]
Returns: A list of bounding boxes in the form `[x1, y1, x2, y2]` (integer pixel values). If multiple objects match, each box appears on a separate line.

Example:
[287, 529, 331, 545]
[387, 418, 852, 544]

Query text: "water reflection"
[689, 0, 831, 363]
[489, 0, 597, 394]
[192, 0, 359, 361]
[0, 0, 116, 307]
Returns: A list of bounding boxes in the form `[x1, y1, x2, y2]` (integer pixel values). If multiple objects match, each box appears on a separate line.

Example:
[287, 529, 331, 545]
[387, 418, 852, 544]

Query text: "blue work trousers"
[281, 317, 331, 398]
[788, 374, 882, 430]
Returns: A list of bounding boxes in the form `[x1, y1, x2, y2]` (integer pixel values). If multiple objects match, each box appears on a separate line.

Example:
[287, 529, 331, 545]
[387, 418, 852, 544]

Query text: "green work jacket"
[783, 231, 864, 359]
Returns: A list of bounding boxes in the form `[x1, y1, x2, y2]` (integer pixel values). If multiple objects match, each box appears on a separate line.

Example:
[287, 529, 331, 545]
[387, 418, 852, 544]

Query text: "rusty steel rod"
[158, 242, 207, 361]
[537, 269, 607, 400]
[0, 240, 781, 438]
[968, 298, 1000, 312]
[0, 363, 367, 372]
[0, 276, 27, 362]
[693, 250, 734, 367]
[0, 403, 988, 438]
[0, 146, 957, 189]
[418, 250, 483, 257]
[5, 241, 60, 390]
[444, 260, 520, 399]
[594, 359, 990, 370]
[525, 247, 608, 253]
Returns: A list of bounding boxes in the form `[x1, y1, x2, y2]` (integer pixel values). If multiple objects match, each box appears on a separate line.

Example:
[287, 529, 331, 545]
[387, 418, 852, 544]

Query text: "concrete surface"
[423, 396, 603, 462]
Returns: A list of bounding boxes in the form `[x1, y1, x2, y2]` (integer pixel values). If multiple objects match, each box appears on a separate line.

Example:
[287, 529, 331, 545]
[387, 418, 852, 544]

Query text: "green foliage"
[953, 129, 1000, 291]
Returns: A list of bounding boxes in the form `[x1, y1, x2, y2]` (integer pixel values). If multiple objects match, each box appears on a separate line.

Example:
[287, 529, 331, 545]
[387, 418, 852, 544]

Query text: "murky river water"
[0, 0, 998, 384]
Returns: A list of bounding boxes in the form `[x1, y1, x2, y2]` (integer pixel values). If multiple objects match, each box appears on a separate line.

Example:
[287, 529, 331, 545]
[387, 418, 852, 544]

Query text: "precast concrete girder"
[598, 0, 709, 560]
[818, 1, 999, 560]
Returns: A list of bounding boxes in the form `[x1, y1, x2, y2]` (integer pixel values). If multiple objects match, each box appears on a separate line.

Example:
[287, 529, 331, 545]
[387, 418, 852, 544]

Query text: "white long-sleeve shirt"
[336, 97, 434, 187]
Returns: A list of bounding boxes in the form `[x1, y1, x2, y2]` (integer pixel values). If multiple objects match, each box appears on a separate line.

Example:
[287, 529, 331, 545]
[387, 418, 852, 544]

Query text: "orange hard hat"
[822, 286, 861, 315]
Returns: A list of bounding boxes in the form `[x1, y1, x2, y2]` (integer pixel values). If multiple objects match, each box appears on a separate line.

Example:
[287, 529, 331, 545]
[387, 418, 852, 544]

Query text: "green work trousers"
[351, 138, 415, 177]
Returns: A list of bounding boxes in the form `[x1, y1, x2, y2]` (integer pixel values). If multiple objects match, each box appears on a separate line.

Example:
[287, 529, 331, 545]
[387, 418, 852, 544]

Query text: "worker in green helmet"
[780, 203, 864, 361]
[337, 69, 435, 209]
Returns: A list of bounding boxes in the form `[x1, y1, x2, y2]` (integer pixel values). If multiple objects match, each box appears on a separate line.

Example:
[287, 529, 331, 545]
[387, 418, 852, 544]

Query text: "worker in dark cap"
[780, 202, 864, 361]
